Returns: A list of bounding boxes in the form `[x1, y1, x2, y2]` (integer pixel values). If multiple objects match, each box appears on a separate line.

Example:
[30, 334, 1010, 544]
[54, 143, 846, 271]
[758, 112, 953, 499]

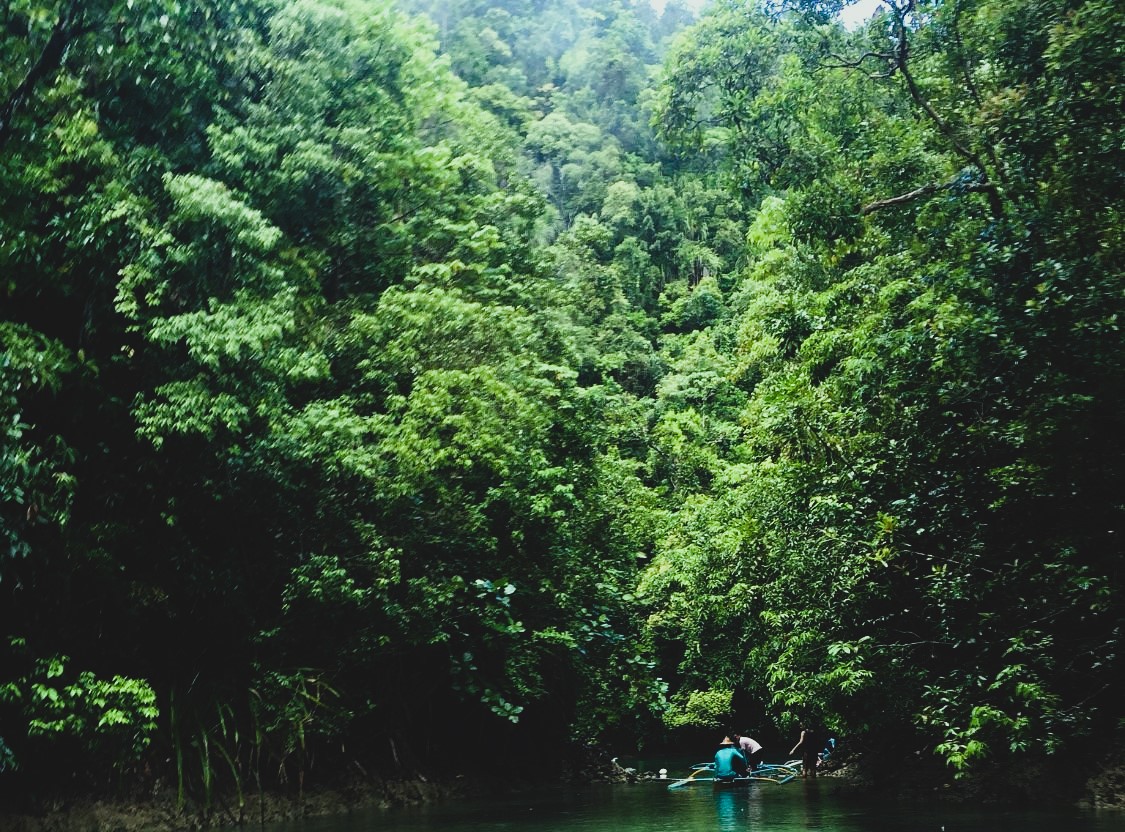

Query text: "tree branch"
[861, 181, 944, 214]
[818, 50, 897, 79]
[0, 0, 83, 149]
[948, 0, 1010, 189]
[861, 178, 995, 215]
[885, 0, 1005, 218]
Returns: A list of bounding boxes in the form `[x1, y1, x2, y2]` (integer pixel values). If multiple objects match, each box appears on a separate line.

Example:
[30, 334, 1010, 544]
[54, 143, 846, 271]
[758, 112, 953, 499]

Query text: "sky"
[650, 0, 887, 30]
[836, 0, 886, 28]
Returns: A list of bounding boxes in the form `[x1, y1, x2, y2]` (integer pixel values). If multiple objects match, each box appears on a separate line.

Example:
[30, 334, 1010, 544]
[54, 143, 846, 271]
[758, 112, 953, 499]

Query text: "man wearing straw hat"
[713, 736, 748, 782]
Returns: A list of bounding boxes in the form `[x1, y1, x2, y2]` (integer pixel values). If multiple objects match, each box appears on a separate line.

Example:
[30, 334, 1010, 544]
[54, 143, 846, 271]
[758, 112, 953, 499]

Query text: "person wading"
[789, 722, 821, 779]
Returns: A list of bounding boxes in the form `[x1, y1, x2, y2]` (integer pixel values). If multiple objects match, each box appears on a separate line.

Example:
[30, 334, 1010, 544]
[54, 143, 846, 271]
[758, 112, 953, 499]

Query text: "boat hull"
[711, 777, 753, 788]
[667, 761, 800, 790]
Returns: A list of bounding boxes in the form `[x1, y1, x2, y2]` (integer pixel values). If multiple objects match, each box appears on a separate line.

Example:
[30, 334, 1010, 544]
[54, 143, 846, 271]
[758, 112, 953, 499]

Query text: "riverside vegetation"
[1, 0, 1122, 824]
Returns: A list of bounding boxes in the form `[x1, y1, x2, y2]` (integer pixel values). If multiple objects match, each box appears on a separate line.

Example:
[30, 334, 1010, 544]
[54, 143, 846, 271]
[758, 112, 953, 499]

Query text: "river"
[259, 777, 1125, 832]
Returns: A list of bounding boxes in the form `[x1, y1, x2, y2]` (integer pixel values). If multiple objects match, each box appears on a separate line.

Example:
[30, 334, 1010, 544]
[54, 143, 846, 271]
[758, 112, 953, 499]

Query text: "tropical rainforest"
[1, 0, 1122, 817]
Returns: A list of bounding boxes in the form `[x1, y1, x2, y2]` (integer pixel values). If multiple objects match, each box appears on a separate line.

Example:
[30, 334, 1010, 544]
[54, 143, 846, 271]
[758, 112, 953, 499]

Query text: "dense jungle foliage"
[1, 0, 1122, 814]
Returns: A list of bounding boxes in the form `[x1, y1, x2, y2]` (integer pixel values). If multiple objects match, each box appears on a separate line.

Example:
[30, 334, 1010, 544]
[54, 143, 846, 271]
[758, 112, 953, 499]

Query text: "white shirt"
[739, 736, 762, 755]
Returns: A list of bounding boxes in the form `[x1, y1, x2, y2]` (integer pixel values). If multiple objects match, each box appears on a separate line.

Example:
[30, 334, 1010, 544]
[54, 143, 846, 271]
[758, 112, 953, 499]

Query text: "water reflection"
[713, 785, 768, 830]
[258, 779, 1125, 832]
[800, 779, 822, 829]
[713, 789, 741, 830]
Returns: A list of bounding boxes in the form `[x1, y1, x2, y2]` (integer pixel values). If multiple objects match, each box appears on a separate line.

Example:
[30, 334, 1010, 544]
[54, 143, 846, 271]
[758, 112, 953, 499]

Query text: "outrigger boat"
[667, 760, 800, 790]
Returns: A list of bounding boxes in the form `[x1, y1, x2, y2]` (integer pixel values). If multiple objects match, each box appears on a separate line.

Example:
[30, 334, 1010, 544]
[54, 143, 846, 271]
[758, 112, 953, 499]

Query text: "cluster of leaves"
[637, 0, 1123, 776]
[0, 0, 677, 800]
[0, 641, 158, 781]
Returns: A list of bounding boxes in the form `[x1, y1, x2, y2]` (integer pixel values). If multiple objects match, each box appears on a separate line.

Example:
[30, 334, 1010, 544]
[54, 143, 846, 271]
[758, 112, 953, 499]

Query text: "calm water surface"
[263, 779, 1125, 832]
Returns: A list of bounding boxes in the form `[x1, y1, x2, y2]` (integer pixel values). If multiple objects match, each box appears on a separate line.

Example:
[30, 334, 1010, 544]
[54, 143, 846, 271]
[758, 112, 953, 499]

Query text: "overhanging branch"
[861, 178, 996, 215]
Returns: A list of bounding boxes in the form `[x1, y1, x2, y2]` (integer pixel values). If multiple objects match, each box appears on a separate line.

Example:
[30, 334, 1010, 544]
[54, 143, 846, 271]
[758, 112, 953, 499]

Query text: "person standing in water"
[713, 736, 748, 782]
[789, 722, 821, 778]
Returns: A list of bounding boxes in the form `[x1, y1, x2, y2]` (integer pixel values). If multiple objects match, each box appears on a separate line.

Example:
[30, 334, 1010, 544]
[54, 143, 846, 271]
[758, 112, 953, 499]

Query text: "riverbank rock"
[558, 743, 632, 783]
[829, 744, 1125, 811]
[1084, 752, 1125, 809]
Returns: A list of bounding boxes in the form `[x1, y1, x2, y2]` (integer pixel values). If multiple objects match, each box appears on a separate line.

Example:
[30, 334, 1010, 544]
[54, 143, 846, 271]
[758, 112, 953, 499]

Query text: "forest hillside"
[2, 0, 1122, 817]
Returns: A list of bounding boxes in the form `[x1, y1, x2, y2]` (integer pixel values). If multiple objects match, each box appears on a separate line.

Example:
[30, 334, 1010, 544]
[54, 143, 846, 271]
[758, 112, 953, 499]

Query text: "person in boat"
[713, 736, 748, 781]
[732, 731, 764, 771]
[789, 721, 821, 778]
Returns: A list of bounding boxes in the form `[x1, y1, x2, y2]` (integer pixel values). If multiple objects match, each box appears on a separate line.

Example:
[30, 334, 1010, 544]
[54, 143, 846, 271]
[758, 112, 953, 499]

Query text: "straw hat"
[720, 736, 734, 745]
